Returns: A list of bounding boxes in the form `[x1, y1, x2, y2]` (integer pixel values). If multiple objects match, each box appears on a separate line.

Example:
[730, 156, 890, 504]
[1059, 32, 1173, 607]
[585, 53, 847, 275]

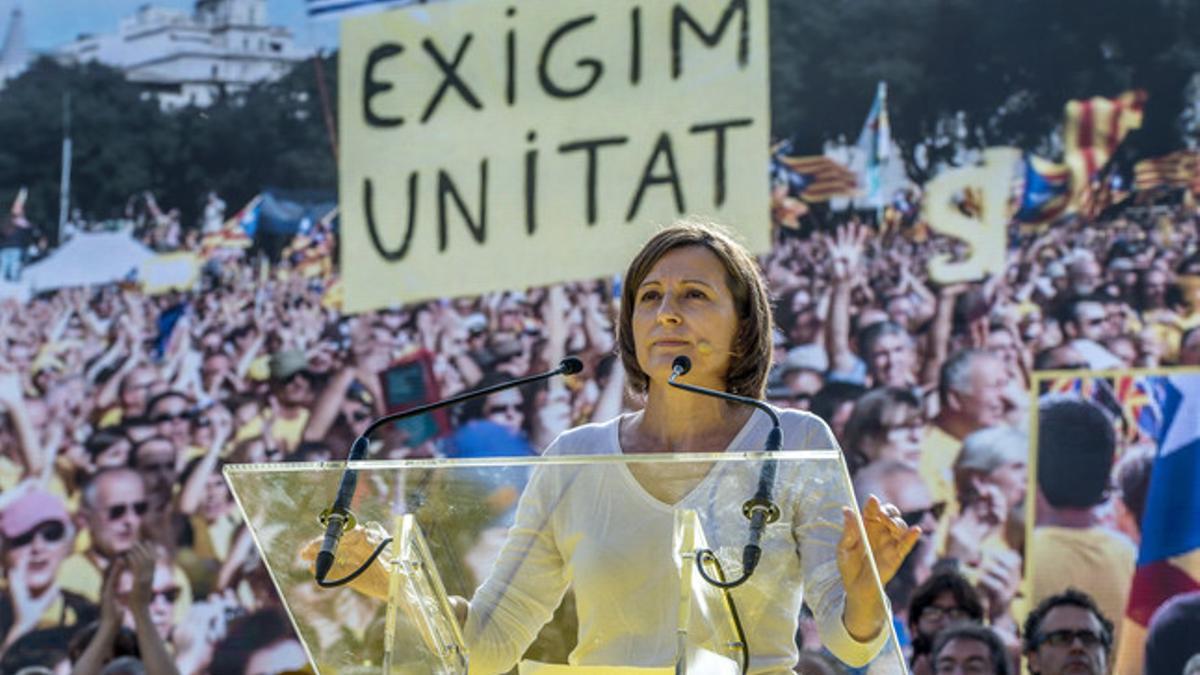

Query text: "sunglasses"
[119, 586, 182, 604]
[7, 520, 67, 548]
[900, 501, 947, 527]
[486, 403, 522, 416]
[1035, 629, 1106, 649]
[151, 411, 193, 425]
[107, 500, 150, 522]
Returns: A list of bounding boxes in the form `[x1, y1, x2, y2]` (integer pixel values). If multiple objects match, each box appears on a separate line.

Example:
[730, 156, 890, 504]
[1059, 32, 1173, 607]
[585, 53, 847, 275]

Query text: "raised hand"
[2, 547, 59, 648]
[945, 482, 1007, 565]
[126, 542, 158, 612]
[839, 495, 921, 588]
[823, 222, 870, 284]
[835, 495, 920, 642]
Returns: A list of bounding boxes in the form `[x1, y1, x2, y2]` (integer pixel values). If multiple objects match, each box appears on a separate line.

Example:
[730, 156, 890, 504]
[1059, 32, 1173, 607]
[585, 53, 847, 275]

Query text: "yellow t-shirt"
[919, 424, 961, 510]
[233, 410, 310, 454]
[1028, 525, 1136, 644]
[0, 455, 23, 492]
[270, 410, 310, 454]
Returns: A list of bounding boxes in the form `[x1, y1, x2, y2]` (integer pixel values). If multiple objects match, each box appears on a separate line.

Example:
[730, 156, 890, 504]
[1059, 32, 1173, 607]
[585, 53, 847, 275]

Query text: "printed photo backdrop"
[1, 0, 1199, 673]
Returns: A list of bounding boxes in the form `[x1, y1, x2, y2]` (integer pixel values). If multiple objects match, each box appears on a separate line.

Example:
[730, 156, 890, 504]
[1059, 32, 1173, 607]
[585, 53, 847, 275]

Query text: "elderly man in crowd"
[920, 349, 1016, 513]
[59, 468, 150, 601]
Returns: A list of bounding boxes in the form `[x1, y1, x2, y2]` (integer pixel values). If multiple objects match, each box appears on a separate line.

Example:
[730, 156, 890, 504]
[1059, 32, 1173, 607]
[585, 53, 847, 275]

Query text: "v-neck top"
[464, 408, 888, 674]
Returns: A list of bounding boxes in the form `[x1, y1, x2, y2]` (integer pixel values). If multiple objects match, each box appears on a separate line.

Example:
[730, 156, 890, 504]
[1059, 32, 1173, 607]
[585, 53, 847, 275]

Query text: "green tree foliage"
[0, 58, 167, 229]
[770, 0, 1200, 177]
[0, 53, 338, 234]
[1, 2, 1197, 230]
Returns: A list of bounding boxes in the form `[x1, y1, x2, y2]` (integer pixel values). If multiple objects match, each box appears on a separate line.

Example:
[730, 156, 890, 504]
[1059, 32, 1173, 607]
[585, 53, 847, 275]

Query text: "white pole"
[58, 92, 71, 243]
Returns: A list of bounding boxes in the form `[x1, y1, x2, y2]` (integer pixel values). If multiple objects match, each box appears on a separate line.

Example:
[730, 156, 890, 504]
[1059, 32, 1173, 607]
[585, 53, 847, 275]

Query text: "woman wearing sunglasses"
[0, 482, 96, 659]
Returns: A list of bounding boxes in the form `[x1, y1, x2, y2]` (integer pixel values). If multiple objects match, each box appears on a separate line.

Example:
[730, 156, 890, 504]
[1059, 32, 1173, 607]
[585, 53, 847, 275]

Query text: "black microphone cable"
[667, 355, 781, 590]
[314, 356, 584, 587]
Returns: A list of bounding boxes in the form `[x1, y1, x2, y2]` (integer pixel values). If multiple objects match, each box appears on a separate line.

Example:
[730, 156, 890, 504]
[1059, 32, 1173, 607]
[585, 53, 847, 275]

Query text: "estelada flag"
[1113, 375, 1200, 674]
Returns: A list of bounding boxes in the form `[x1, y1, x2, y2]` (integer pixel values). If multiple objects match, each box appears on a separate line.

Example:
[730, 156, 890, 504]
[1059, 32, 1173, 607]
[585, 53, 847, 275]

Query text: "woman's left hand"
[837, 495, 921, 591]
[835, 495, 921, 641]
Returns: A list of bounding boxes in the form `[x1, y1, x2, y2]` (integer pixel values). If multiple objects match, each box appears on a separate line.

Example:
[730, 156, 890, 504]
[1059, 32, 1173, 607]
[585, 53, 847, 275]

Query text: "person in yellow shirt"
[920, 349, 1017, 515]
[59, 468, 150, 602]
[1029, 397, 1135, 648]
[260, 350, 315, 455]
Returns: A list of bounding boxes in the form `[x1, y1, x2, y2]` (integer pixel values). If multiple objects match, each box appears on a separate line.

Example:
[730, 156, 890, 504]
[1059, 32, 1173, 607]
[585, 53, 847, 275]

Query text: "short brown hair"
[616, 220, 773, 398]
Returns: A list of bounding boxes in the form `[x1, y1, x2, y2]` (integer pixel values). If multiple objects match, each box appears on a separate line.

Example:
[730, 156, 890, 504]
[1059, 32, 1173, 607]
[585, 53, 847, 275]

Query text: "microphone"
[314, 355, 584, 585]
[668, 355, 782, 588]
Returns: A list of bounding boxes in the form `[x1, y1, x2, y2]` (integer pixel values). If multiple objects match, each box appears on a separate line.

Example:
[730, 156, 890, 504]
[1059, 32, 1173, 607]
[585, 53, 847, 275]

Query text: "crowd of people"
[2, 180, 1200, 673]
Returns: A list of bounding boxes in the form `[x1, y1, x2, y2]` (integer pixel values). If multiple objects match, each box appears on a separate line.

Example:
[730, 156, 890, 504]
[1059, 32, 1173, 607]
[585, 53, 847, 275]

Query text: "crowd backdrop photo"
[1, 0, 1200, 673]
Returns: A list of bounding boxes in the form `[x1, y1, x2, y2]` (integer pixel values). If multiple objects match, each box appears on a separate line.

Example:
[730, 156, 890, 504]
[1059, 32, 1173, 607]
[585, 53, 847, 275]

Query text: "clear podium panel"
[225, 451, 907, 674]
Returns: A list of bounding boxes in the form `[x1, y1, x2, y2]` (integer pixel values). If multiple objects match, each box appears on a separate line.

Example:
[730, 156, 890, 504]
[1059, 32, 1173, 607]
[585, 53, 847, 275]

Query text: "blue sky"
[0, 0, 339, 52]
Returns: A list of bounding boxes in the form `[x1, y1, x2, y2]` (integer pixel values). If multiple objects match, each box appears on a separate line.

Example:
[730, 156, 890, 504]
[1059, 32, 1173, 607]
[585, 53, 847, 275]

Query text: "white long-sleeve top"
[464, 408, 889, 674]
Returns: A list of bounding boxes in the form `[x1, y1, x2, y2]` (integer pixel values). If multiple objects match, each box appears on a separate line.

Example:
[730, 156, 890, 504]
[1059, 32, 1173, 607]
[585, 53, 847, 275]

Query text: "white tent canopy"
[22, 231, 155, 292]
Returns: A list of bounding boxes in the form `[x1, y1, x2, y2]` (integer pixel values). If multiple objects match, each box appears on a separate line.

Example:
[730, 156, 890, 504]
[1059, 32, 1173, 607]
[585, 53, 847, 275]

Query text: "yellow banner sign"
[339, 0, 770, 312]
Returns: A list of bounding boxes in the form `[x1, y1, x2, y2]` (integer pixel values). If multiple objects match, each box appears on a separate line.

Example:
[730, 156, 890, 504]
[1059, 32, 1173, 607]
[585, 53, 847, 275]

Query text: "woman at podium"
[464, 221, 918, 674]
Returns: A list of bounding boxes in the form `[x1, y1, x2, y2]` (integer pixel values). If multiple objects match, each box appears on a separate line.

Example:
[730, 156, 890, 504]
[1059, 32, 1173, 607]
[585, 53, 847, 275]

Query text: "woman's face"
[632, 246, 739, 390]
[984, 458, 1027, 508]
[871, 405, 924, 466]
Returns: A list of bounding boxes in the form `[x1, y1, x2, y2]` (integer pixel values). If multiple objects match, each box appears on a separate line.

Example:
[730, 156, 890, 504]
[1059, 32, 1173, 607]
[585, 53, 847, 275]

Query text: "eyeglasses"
[901, 501, 946, 527]
[1035, 629, 1106, 649]
[107, 500, 150, 522]
[486, 403, 522, 416]
[152, 411, 193, 425]
[921, 604, 971, 623]
[7, 521, 67, 548]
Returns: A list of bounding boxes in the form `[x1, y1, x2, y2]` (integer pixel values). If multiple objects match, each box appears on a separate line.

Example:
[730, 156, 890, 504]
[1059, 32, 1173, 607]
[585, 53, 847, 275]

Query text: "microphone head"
[559, 356, 584, 375]
[672, 356, 692, 375]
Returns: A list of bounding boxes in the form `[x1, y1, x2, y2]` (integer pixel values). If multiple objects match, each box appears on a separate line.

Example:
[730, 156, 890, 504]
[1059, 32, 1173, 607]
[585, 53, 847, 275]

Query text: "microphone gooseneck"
[668, 355, 782, 589]
[314, 356, 584, 586]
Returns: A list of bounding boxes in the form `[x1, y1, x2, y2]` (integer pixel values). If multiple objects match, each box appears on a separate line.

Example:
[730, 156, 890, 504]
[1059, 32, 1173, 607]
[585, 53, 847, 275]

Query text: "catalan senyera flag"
[1063, 90, 1146, 210]
[1113, 374, 1200, 674]
[1134, 150, 1200, 192]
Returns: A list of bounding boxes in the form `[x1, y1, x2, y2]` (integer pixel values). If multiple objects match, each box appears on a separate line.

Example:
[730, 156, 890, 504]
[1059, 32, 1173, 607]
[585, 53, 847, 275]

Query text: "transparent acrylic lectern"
[225, 450, 907, 674]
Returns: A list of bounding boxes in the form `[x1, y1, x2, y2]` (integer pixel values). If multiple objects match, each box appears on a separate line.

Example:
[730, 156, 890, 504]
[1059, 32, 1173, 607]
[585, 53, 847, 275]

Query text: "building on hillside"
[56, 0, 310, 109]
[0, 6, 30, 87]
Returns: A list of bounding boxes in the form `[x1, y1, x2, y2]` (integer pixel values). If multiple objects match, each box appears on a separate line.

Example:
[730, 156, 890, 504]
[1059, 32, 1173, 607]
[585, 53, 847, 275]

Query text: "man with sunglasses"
[59, 468, 150, 602]
[1055, 296, 1123, 371]
[0, 483, 97, 658]
[1022, 589, 1113, 675]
